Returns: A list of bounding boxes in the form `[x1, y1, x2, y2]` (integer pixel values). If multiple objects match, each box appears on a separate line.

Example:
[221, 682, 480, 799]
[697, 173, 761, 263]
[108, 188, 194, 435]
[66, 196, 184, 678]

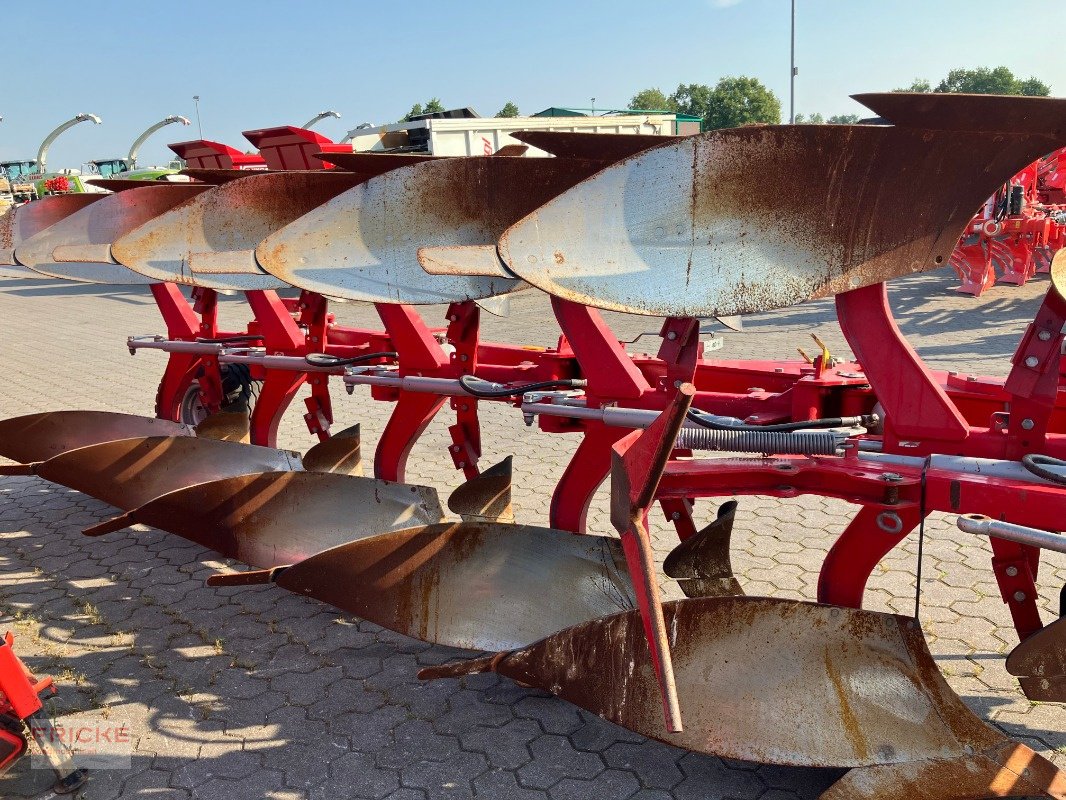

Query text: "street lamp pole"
[789, 0, 797, 124]
[192, 95, 203, 139]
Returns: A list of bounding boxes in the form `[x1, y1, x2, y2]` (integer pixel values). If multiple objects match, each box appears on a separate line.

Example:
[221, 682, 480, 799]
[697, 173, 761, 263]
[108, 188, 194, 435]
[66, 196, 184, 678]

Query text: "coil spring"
[674, 428, 842, 455]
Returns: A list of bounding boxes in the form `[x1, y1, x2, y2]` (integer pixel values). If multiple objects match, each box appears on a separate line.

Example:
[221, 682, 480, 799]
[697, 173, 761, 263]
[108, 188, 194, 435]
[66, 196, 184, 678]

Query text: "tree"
[795, 112, 824, 124]
[628, 88, 675, 111]
[1018, 77, 1052, 97]
[669, 83, 714, 119]
[400, 98, 447, 122]
[893, 78, 932, 93]
[668, 77, 780, 130]
[495, 102, 520, 118]
[827, 114, 860, 124]
[892, 68, 1050, 96]
[704, 76, 781, 130]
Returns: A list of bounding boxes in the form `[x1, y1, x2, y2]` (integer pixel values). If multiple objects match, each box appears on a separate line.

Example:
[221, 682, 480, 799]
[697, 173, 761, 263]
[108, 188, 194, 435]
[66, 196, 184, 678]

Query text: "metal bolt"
[450, 314, 458, 321]
[1021, 418, 1035, 430]
[1013, 591, 1026, 602]
[670, 511, 681, 521]
[460, 354, 468, 362]
[457, 461, 465, 469]
[1005, 566, 1018, 577]
[667, 331, 677, 341]
[882, 473, 904, 483]
[1038, 330, 1052, 341]
[1025, 355, 1040, 368]
[1041, 679, 1051, 690]
[451, 445, 460, 452]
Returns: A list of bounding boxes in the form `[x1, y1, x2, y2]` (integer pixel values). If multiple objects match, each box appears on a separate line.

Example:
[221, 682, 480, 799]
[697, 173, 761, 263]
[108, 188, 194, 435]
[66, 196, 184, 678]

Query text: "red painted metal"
[167, 139, 267, 171]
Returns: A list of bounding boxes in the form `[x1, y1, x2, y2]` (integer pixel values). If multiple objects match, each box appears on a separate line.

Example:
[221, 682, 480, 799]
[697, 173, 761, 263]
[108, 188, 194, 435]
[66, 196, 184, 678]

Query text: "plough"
[0, 92, 1065, 798]
[951, 144, 1066, 295]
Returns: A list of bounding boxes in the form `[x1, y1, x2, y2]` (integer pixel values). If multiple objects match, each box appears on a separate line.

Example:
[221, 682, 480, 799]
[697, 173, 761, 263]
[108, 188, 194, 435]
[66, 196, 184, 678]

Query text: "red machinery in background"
[0, 633, 87, 793]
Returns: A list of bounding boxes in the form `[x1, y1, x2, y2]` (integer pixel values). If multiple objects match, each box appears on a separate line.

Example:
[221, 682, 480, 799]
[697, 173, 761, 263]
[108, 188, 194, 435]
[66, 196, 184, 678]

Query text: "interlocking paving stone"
[0, 270, 1062, 799]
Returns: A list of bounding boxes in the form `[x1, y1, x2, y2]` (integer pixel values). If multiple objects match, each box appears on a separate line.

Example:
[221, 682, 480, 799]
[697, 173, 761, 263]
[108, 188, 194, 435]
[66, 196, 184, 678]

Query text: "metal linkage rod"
[957, 514, 1066, 555]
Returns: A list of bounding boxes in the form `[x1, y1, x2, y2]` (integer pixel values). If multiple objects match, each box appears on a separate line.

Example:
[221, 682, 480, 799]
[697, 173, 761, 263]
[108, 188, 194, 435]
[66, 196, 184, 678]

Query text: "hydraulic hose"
[196, 334, 264, 344]
[1021, 454, 1066, 486]
[458, 375, 588, 399]
[304, 351, 397, 368]
[686, 408, 877, 433]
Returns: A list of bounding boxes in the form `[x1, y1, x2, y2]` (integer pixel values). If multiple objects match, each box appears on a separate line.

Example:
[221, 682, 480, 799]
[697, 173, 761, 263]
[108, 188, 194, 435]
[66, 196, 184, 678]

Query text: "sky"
[3, 0, 1065, 171]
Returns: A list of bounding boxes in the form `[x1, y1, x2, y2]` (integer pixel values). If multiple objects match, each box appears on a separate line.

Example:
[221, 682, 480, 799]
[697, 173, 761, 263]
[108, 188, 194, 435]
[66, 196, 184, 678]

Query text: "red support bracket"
[836, 283, 969, 444]
[989, 538, 1044, 640]
[610, 383, 695, 734]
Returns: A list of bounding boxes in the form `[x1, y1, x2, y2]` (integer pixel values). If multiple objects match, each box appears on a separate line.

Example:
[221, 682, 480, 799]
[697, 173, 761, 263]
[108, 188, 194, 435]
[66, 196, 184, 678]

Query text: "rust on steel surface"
[511, 130, 678, 160]
[193, 411, 251, 442]
[179, 169, 267, 185]
[0, 194, 105, 271]
[15, 184, 209, 284]
[275, 521, 636, 651]
[0, 411, 193, 465]
[421, 597, 1066, 798]
[300, 424, 363, 476]
[609, 383, 695, 733]
[111, 171, 368, 289]
[85, 471, 445, 568]
[446, 456, 514, 522]
[855, 91, 1066, 134]
[256, 157, 606, 304]
[32, 436, 302, 511]
[1005, 616, 1066, 702]
[499, 94, 1066, 317]
[313, 152, 441, 173]
[662, 500, 743, 598]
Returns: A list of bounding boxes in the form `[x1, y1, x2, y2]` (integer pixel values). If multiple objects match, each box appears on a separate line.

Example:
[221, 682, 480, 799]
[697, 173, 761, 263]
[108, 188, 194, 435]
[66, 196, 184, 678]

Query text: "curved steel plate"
[111, 172, 366, 291]
[256, 157, 602, 304]
[35, 436, 302, 511]
[1, 194, 105, 267]
[15, 185, 207, 284]
[1005, 616, 1065, 702]
[855, 92, 1066, 134]
[113, 471, 444, 568]
[498, 118, 1066, 317]
[478, 597, 1003, 768]
[511, 130, 675, 160]
[276, 521, 635, 651]
[0, 411, 193, 464]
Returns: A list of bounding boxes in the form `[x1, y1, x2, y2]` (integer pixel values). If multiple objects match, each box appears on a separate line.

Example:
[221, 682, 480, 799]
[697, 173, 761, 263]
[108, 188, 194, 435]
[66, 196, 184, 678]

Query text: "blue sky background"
[3, 0, 1064, 171]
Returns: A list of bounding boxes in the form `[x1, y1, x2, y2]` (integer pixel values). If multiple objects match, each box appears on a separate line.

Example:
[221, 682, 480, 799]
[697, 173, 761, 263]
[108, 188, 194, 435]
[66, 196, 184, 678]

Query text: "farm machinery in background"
[0, 93, 1065, 798]
[0, 113, 104, 206]
[951, 145, 1066, 295]
[86, 114, 192, 181]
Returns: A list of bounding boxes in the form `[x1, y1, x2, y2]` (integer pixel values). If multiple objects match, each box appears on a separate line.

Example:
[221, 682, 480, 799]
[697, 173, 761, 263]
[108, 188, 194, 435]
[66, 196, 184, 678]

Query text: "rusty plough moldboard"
[0, 92, 1065, 798]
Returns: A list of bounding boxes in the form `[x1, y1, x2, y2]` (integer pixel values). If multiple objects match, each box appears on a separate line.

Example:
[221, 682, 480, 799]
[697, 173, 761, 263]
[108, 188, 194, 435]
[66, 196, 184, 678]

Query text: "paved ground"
[0, 268, 1061, 799]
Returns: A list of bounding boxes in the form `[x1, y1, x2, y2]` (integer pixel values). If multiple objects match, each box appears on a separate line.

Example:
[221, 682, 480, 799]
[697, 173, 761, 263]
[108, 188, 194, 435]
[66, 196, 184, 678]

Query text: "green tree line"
[395, 65, 1051, 130]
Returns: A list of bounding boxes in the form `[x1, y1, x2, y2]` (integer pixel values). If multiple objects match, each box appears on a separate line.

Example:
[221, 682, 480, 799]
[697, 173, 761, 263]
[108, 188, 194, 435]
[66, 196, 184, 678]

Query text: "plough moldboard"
[1, 92, 1065, 798]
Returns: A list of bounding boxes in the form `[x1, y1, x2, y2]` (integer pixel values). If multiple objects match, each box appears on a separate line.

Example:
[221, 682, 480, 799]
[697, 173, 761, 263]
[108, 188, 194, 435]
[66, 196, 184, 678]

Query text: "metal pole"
[591, 97, 596, 116]
[192, 96, 203, 139]
[789, 0, 796, 124]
